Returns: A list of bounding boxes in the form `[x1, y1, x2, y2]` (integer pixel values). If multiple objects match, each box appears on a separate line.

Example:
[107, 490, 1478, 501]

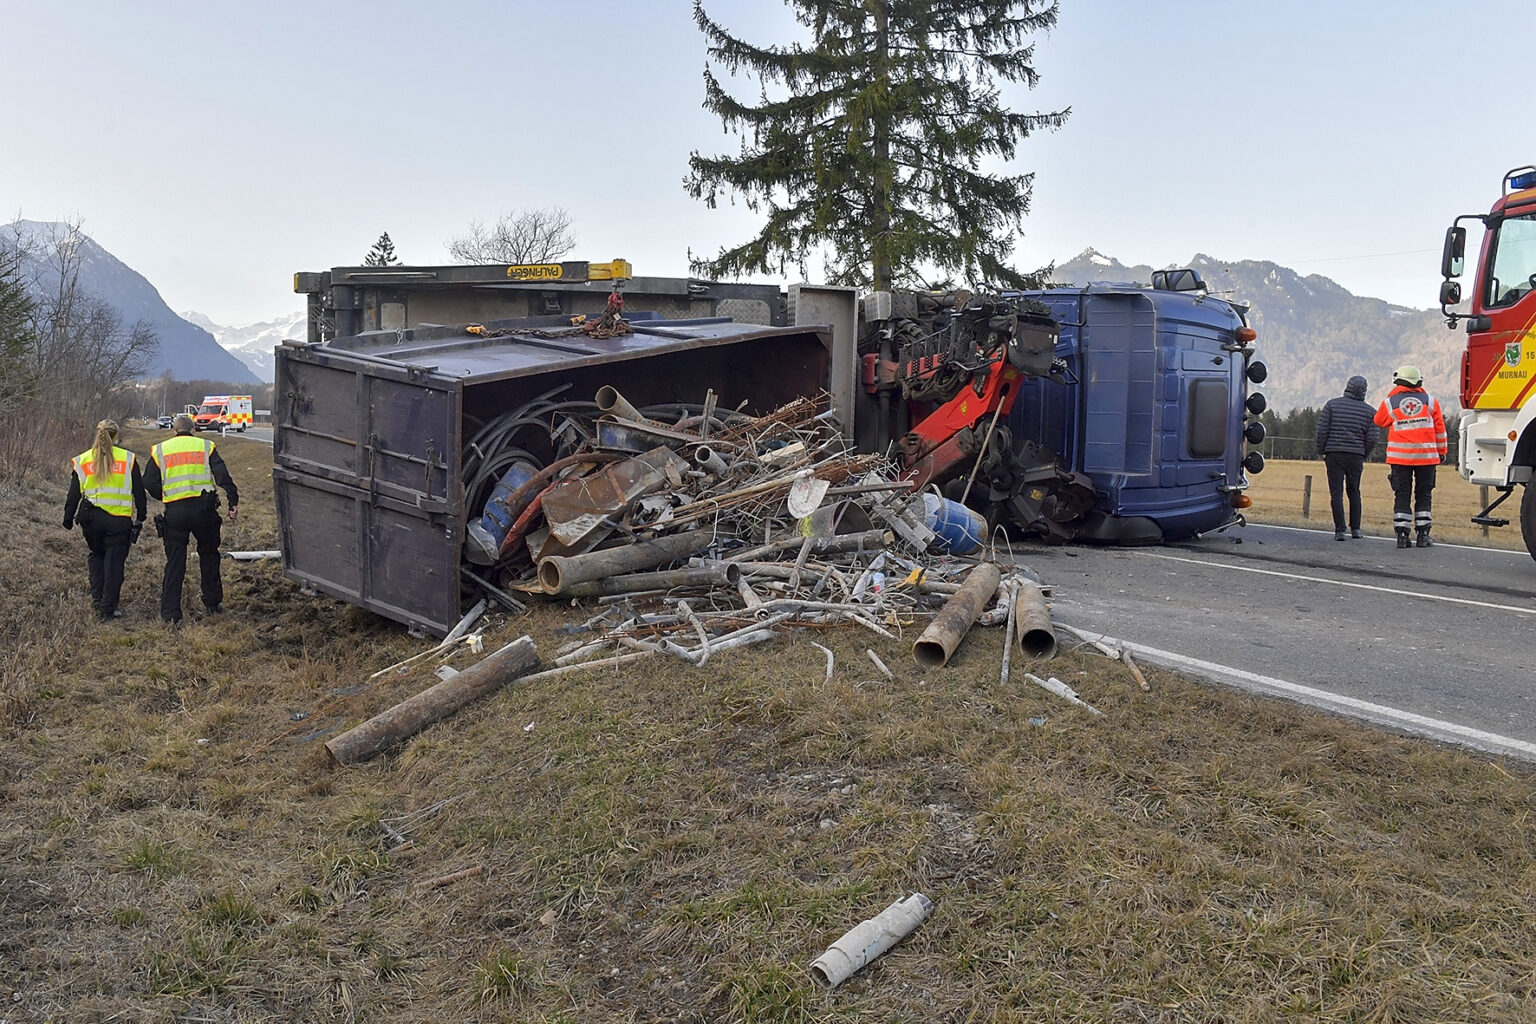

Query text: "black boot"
[1396, 529, 1411, 549]
[1415, 527, 1434, 548]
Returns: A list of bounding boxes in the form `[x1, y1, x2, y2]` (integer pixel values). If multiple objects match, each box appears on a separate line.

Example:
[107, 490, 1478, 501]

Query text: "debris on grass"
[810, 892, 934, 989]
[411, 865, 484, 892]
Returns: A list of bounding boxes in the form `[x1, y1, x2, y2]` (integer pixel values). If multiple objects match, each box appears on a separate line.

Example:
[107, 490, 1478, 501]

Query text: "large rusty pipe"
[595, 385, 659, 426]
[560, 561, 741, 598]
[539, 532, 714, 595]
[911, 562, 1001, 668]
[1014, 580, 1057, 660]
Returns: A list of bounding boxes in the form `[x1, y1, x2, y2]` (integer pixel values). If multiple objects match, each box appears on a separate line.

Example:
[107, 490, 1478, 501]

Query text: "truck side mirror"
[1441, 226, 1466, 279]
[1439, 280, 1462, 306]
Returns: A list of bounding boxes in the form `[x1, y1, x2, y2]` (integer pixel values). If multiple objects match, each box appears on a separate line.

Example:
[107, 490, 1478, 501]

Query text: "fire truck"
[1438, 164, 1536, 558]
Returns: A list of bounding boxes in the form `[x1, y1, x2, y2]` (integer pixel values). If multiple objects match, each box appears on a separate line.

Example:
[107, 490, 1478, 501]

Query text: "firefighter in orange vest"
[144, 413, 240, 624]
[62, 419, 147, 620]
[1374, 365, 1448, 548]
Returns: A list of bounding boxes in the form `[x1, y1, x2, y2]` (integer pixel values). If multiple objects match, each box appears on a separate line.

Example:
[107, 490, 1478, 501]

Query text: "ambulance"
[193, 395, 254, 432]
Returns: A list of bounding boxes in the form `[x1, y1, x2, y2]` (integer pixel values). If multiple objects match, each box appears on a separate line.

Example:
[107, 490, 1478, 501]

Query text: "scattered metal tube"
[810, 893, 934, 989]
[1013, 580, 1058, 660]
[726, 529, 890, 563]
[1023, 672, 1104, 716]
[999, 580, 1018, 688]
[595, 385, 660, 426]
[912, 562, 1001, 668]
[694, 445, 728, 476]
[442, 599, 487, 644]
[558, 562, 740, 599]
[538, 532, 714, 594]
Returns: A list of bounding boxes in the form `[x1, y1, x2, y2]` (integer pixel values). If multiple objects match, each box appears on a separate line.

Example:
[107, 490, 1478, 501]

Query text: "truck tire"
[1522, 482, 1536, 562]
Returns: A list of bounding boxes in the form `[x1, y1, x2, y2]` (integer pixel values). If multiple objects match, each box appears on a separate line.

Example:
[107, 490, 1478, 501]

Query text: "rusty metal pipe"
[1014, 580, 1057, 660]
[911, 562, 1001, 668]
[538, 532, 714, 595]
[559, 561, 740, 599]
[726, 528, 890, 563]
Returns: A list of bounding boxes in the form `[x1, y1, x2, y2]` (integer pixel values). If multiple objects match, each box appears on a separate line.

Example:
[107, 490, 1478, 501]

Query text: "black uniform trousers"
[160, 493, 223, 622]
[1388, 464, 1437, 531]
[78, 503, 133, 618]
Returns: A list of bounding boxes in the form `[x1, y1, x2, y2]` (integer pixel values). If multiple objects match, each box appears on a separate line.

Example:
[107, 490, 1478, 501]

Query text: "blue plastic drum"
[923, 493, 985, 555]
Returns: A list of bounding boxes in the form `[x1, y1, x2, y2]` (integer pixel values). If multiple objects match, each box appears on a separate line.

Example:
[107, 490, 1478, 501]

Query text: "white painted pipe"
[594, 385, 658, 426]
[694, 445, 728, 476]
[810, 892, 933, 989]
[1022, 672, 1104, 716]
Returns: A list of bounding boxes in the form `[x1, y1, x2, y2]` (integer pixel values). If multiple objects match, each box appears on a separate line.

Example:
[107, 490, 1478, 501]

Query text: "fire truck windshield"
[1485, 211, 1536, 309]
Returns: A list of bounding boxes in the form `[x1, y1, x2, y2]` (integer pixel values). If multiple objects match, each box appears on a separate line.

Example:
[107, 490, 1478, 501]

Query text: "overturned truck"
[275, 262, 1267, 635]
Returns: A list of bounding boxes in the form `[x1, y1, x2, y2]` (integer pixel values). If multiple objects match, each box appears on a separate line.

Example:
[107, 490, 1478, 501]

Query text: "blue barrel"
[923, 493, 985, 555]
[464, 461, 538, 564]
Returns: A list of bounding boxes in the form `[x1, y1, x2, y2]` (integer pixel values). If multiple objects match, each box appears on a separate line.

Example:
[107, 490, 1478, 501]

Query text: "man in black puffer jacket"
[1316, 374, 1381, 540]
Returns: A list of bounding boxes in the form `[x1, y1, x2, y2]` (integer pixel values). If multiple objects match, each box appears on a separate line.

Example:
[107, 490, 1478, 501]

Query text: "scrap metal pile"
[456, 383, 1043, 671]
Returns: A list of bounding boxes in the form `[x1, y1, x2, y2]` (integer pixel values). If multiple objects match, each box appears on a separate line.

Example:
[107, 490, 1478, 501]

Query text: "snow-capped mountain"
[182, 310, 306, 383]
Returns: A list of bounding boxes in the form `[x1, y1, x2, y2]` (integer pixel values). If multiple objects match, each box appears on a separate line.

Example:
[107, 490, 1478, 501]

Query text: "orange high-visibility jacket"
[1374, 385, 1448, 465]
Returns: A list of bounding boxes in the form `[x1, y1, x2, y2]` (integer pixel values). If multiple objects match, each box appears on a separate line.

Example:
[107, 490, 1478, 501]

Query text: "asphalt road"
[217, 426, 273, 445]
[1020, 523, 1536, 762]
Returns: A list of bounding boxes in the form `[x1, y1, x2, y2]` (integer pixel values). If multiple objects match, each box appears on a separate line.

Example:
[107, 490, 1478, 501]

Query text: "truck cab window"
[1485, 212, 1536, 308]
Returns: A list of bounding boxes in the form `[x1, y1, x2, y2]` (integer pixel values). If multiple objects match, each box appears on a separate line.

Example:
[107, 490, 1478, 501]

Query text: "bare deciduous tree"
[0, 218, 158, 478]
[446, 207, 576, 265]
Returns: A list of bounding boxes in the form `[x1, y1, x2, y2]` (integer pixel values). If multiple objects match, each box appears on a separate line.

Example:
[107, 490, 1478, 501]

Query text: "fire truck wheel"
[1521, 482, 1536, 563]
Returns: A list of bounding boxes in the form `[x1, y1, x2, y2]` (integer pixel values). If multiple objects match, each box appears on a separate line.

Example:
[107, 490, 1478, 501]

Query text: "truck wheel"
[1522, 482, 1536, 562]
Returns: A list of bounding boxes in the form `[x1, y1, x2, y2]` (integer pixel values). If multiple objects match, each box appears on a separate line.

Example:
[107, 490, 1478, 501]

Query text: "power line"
[1278, 248, 1440, 267]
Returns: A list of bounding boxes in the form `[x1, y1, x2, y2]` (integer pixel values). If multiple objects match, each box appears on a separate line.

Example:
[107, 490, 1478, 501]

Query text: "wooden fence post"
[1302, 475, 1312, 520]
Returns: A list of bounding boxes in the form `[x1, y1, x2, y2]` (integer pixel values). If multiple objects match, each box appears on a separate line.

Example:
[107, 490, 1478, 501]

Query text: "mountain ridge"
[1050, 248, 1460, 414]
[3, 220, 259, 385]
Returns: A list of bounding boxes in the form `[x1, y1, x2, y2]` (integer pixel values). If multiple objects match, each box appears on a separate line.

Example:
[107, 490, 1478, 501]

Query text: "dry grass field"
[2, 429, 1535, 1022]
[1242, 457, 1529, 552]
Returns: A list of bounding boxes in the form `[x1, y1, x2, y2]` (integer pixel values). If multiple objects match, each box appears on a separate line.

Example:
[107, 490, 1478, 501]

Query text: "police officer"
[1374, 365, 1448, 548]
[62, 419, 147, 620]
[144, 413, 240, 623]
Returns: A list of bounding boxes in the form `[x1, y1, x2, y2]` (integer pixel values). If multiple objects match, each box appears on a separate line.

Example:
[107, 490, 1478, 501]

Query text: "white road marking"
[1245, 521, 1505, 553]
[1139, 551, 1536, 616]
[1062, 624, 1536, 763]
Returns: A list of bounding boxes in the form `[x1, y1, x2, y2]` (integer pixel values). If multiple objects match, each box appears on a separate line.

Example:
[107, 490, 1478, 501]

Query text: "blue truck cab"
[1008, 274, 1267, 543]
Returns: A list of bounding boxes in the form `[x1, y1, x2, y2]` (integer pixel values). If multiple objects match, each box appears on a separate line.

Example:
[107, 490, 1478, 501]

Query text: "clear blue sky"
[1, 0, 1525, 325]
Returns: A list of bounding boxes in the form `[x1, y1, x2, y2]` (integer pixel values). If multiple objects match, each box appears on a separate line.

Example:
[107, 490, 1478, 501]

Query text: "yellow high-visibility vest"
[152, 435, 216, 502]
[71, 445, 135, 517]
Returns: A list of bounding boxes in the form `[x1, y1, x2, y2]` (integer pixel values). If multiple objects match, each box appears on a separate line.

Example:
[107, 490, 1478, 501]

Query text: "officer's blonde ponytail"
[92, 419, 118, 475]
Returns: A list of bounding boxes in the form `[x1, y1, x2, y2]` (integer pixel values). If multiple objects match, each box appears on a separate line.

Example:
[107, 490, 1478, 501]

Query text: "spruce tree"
[0, 244, 37, 411]
[364, 232, 401, 267]
[686, 0, 1066, 291]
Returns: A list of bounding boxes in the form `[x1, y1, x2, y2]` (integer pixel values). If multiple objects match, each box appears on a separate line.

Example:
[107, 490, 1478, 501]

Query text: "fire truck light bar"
[1508, 169, 1536, 191]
